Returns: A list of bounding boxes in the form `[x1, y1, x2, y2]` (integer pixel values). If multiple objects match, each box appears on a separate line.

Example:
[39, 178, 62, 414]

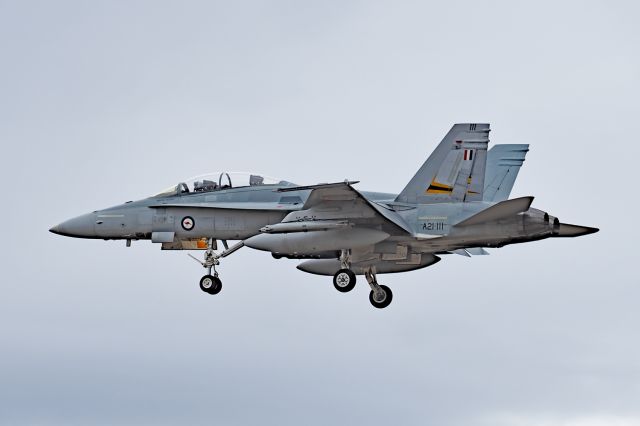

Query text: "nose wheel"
[199, 274, 222, 294]
[188, 239, 245, 296]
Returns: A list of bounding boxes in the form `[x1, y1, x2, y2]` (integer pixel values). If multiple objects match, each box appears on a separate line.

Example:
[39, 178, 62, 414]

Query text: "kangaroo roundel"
[181, 216, 195, 231]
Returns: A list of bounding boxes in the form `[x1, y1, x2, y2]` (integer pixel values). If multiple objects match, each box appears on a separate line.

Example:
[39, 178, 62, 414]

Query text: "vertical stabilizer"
[395, 123, 490, 204]
[483, 144, 529, 202]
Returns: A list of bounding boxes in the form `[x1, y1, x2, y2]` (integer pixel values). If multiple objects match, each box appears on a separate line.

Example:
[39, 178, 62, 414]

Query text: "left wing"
[277, 181, 413, 235]
[249, 181, 443, 276]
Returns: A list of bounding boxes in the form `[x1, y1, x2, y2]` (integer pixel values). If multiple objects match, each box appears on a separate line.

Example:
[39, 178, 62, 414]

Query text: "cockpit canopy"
[153, 172, 297, 197]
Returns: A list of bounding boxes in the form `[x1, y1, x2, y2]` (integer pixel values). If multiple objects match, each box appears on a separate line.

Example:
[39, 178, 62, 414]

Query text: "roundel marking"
[181, 216, 195, 231]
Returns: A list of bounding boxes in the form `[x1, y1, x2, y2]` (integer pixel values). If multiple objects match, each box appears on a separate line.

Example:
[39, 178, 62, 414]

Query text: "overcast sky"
[1, 1, 639, 425]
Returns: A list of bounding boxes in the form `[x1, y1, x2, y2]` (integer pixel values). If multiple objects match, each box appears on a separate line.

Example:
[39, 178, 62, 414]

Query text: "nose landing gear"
[199, 274, 222, 294]
[189, 239, 244, 295]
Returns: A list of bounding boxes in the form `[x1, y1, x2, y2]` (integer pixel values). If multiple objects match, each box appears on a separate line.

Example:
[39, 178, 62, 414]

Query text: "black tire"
[199, 275, 222, 295]
[369, 284, 393, 309]
[333, 269, 356, 293]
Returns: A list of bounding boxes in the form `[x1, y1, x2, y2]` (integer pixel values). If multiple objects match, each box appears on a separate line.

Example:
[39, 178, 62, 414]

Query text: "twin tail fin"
[395, 123, 489, 204]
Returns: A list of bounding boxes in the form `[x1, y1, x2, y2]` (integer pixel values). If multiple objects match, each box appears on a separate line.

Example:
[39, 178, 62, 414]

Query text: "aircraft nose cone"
[49, 213, 97, 238]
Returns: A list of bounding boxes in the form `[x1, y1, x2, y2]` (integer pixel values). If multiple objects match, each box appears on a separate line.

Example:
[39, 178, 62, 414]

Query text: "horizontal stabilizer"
[455, 196, 534, 227]
[451, 249, 471, 257]
[554, 223, 599, 238]
[466, 247, 490, 255]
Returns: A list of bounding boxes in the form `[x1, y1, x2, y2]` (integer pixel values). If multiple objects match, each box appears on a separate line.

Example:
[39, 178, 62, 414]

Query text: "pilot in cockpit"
[194, 179, 218, 192]
[249, 175, 264, 186]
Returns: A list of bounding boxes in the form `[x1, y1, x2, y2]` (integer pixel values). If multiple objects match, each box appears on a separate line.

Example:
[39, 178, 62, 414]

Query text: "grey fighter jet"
[50, 123, 598, 308]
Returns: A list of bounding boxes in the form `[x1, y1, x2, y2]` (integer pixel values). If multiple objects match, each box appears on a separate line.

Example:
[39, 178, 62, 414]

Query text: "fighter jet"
[50, 123, 598, 308]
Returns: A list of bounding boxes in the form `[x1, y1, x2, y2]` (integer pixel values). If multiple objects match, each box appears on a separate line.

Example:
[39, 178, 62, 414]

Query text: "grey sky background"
[1, 1, 639, 425]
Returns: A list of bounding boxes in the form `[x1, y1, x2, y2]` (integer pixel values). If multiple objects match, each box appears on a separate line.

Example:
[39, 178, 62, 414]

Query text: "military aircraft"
[50, 123, 598, 308]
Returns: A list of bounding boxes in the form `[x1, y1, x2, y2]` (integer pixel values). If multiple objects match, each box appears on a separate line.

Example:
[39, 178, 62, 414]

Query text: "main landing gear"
[189, 239, 244, 295]
[365, 269, 392, 309]
[333, 269, 356, 292]
[333, 249, 356, 292]
[332, 250, 393, 309]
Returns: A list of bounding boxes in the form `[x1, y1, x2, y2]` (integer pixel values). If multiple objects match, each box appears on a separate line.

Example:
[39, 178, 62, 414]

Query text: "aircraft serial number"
[422, 222, 445, 231]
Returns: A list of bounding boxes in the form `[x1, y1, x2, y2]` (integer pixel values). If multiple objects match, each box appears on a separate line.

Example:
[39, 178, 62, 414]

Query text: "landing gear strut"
[189, 239, 244, 295]
[333, 249, 356, 292]
[365, 268, 393, 309]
